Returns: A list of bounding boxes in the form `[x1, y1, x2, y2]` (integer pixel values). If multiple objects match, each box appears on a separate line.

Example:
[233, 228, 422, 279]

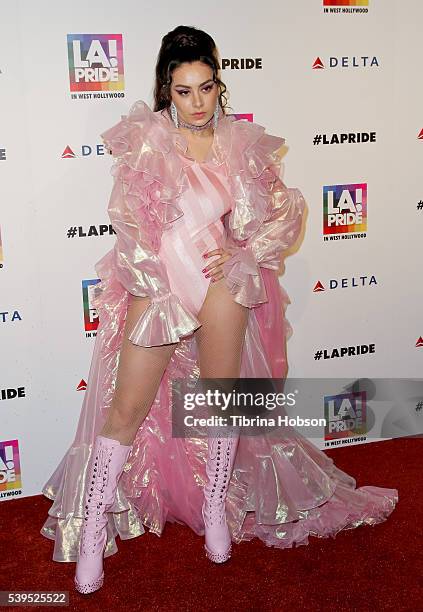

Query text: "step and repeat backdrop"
[1, 0, 422, 501]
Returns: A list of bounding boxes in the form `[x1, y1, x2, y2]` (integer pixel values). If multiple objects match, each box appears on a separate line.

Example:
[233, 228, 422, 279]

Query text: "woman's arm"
[222, 173, 305, 309]
[97, 109, 201, 347]
[107, 175, 201, 346]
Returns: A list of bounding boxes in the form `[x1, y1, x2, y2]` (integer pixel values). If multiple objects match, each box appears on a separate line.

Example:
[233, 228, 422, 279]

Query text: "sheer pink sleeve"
[222, 127, 306, 308]
[95, 102, 201, 346]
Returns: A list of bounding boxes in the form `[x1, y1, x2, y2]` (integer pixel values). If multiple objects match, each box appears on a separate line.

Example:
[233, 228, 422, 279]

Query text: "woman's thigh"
[112, 294, 177, 415]
[195, 278, 249, 378]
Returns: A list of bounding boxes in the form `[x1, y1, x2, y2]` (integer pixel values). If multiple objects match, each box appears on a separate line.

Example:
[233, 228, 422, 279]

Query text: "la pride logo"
[67, 34, 125, 92]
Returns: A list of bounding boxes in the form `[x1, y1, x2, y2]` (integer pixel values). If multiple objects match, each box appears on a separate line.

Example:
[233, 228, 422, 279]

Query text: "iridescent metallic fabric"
[40, 100, 398, 562]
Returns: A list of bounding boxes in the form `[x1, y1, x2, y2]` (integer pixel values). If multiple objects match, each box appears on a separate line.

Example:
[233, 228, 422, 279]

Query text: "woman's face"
[170, 61, 218, 127]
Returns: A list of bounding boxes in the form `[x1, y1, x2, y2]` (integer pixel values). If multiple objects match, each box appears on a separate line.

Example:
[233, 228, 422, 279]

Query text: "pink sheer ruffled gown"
[40, 100, 398, 563]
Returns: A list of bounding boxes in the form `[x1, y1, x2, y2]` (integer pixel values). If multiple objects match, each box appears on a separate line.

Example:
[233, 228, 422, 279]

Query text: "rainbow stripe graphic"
[0, 439, 22, 491]
[82, 279, 100, 331]
[68, 34, 124, 92]
[323, 183, 367, 235]
[324, 0, 368, 5]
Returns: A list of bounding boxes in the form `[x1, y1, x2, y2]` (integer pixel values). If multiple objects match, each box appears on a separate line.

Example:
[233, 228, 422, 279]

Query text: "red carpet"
[0, 436, 421, 611]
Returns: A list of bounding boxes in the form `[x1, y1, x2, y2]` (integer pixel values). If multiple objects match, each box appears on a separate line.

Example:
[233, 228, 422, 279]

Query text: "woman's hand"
[202, 248, 234, 283]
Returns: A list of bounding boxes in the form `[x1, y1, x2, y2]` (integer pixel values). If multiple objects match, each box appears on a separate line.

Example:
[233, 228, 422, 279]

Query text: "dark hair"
[153, 25, 230, 113]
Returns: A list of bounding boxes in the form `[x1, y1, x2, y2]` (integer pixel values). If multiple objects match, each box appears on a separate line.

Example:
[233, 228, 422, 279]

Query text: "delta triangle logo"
[77, 379, 87, 391]
[62, 145, 76, 159]
[415, 336, 423, 347]
[313, 281, 325, 292]
[313, 57, 324, 70]
[417, 129, 423, 140]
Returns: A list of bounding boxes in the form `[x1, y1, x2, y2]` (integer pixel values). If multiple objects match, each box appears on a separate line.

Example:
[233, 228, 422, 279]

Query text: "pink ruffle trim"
[222, 243, 268, 308]
[128, 292, 202, 347]
[100, 101, 189, 252]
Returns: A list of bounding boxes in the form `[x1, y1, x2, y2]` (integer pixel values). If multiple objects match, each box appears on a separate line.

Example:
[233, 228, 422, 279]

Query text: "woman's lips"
[192, 112, 206, 117]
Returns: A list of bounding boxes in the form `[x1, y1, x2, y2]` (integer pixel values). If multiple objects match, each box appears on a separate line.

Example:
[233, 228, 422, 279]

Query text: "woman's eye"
[176, 84, 213, 96]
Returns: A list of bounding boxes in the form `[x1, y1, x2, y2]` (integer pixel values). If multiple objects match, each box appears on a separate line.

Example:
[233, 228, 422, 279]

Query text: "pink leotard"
[158, 153, 233, 315]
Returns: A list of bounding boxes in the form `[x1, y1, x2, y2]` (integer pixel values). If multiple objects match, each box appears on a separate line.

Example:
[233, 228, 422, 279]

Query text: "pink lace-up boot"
[74, 435, 132, 594]
[201, 428, 240, 563]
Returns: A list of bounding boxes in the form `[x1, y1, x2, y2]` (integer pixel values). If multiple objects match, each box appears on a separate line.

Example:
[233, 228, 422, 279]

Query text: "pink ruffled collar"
[101, 98, 287, 243]
[155, 104, 235, 168]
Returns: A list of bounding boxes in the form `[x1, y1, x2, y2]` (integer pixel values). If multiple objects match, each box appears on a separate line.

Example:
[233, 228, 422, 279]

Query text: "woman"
[40, 26, 398, 595]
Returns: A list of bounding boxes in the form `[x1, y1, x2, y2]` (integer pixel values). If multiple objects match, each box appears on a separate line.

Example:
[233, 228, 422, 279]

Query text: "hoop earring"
[213, 98, 219, 128]
[170, 101, 179, 128]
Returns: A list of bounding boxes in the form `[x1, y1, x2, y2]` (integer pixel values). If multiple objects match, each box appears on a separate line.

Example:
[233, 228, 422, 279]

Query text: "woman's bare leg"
[195, 278, 249, 561]
[100, 295, 177, 445]
[195, 278, 249, 380]
[75, 294, 179, 593]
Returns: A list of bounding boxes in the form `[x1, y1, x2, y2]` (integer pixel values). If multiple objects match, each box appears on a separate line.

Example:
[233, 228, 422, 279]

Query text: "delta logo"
[324, 390, 367, 441]
[323, 183, 367, 238]
[417, 129, 423, 140]
[416, 336, 423, 348]
[313, 275, 377, 292]
[0, 439, 22, 497]
[312, 56, 378, 69]
[61, 144, 108, 159]
[0, 310, 22, 324]
[82, 279, 100, 337]
[77, 379, 87, 391]
[67, 34, 124, 93]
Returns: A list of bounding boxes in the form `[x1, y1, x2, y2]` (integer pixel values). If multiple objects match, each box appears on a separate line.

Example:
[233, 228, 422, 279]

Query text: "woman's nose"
[192, 93, 203, 108]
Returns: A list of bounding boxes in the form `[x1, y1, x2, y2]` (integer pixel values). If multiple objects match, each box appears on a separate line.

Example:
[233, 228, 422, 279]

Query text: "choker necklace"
[175, 114, 214, 132]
